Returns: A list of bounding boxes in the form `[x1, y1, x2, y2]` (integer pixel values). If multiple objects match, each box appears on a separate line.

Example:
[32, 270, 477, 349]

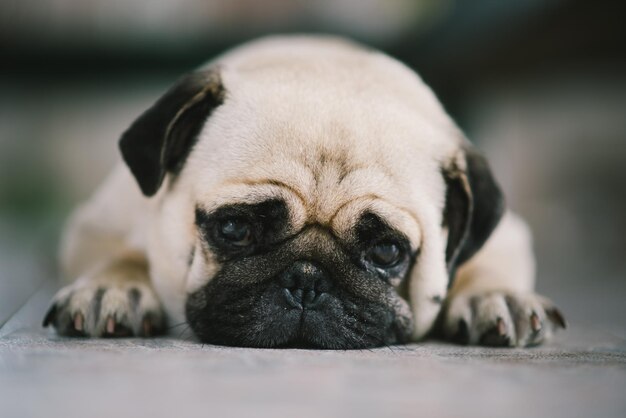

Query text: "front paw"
[43, 281, 165, 338]
[440, 291, 566, 347]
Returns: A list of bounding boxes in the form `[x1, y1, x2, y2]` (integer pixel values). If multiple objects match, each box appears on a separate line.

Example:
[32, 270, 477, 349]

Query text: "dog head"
[119, 36, 503, 348]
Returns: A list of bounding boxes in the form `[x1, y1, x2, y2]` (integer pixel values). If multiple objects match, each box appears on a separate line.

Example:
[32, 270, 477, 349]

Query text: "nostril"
[278, 260, 332, 309]
[292, 288, 304, 304]
[282, 288, 302, 309]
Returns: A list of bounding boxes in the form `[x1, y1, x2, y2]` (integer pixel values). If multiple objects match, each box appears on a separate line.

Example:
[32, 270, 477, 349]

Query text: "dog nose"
[279, 260, 332, 309]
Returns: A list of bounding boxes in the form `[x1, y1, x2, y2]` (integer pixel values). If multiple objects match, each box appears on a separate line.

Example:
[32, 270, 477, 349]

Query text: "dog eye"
[218, 219, 254, 247]
[367, 242, 403, 267]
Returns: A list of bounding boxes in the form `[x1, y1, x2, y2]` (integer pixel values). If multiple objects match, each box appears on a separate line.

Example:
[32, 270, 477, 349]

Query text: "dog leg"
[43, 251, 165, 337]
[45, 164, 164, 337]
[59, 163, 150, 281]
[439, 212, 566, 346]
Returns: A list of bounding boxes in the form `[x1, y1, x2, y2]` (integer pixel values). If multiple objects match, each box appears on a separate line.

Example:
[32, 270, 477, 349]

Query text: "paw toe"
[479, 317, 513, 347]
[441, 291, 566, 347]
[545, 306, 567, 329]
[43, 283, 164, 338]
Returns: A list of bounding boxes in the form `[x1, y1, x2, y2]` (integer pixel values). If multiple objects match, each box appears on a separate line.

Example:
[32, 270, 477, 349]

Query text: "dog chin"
[185, 280, 413, 349]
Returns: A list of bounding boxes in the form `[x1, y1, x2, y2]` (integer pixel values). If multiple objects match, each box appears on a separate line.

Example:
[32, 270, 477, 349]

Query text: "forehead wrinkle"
[313, 163, 394, 217]
[326, 193, 380, 227]
[328, 194, 422, 246]
[234, 178, 308, 208]
[331, 195, 421, 228]
[202, 177, 310, 218]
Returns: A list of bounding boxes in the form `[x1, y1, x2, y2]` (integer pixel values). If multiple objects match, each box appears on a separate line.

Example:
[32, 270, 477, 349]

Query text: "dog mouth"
[185, 280, 412, 349]
[255, 294, 352, 349]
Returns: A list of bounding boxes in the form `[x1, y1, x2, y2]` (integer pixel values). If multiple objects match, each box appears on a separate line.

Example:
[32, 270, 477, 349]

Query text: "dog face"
[119, 36, 503, 348]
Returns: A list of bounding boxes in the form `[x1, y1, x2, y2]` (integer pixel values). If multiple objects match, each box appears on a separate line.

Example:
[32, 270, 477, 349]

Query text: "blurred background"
[1, 0, 625, 337]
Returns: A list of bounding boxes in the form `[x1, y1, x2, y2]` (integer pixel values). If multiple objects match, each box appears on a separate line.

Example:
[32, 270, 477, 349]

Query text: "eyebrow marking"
[230, 178, 308, 208]
[327, 193, 383, 226]
[327, 194, 421, 232]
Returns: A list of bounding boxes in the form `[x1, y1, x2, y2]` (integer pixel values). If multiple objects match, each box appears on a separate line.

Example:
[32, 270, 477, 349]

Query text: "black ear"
[119, 69, 225, 196]
[442, 146, 505, 283]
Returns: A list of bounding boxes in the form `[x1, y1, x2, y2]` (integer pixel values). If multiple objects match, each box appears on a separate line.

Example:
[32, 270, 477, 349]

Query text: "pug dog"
[43, 35, 565, 348]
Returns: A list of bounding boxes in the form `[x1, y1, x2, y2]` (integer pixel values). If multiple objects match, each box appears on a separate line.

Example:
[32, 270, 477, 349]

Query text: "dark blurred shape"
[396, 0, 626, 120]
[0, 0, 442, 76]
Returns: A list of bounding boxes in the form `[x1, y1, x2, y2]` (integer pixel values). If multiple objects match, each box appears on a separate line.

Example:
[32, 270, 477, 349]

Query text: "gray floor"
[1, 280, 625, 418]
